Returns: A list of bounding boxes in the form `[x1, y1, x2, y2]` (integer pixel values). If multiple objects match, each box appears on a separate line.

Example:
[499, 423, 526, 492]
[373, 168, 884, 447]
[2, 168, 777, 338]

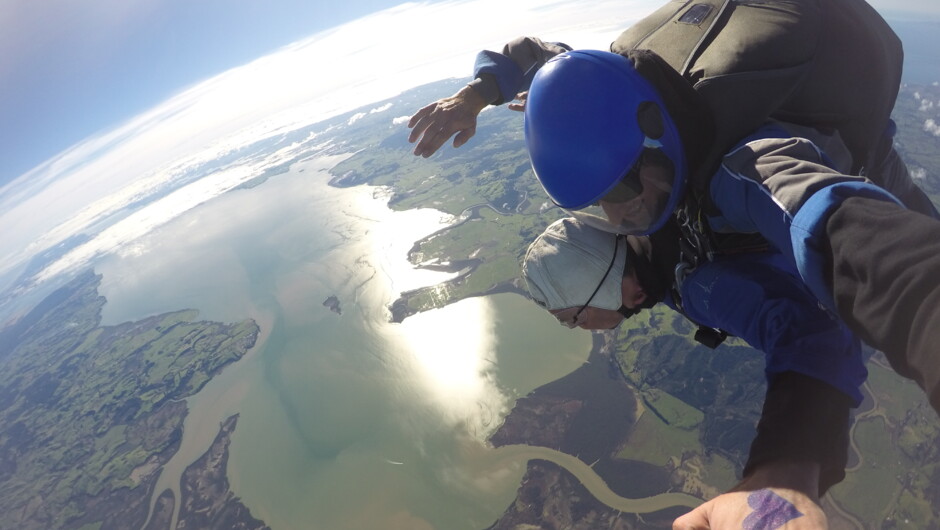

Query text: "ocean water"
[96, 157, 594, 529]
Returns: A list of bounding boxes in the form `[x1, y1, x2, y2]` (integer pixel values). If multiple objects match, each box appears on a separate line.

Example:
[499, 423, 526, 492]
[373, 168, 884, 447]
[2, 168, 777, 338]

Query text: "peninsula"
[0, 271, 268, 529]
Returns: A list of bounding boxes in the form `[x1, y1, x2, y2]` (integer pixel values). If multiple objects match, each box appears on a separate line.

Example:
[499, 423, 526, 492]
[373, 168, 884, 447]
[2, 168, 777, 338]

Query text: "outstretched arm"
[711, 129, 940, 414]
[407, 36, 569, 157]
[827, 196, 940, 412]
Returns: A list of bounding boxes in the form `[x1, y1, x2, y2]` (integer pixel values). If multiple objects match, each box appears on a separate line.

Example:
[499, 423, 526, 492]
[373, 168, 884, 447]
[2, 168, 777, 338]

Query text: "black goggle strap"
[618, 305, 641, 318]
[572, 234, 622, 323]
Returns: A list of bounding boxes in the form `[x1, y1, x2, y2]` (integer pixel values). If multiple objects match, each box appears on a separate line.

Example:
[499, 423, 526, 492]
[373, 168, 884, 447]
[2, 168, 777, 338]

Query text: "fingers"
[409, 123, 451, 157]
[407, 110, 448, 157]
[453, 126, 476, 149]
[508, 91, 528, 112]
[408, 104, 466, 157]
[407, 92, 481, 156]
[407, 103, 435, 142]
[407, 99, 452, 157]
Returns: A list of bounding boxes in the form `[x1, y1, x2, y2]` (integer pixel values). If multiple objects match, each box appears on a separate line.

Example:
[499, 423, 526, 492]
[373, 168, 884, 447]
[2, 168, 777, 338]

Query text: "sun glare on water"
[390, 296, 508, 438]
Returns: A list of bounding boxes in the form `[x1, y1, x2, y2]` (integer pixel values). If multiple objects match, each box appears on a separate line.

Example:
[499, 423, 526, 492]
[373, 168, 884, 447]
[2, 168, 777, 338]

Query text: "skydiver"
[405, 7, 940, 430]
[523, 217, 864, 529]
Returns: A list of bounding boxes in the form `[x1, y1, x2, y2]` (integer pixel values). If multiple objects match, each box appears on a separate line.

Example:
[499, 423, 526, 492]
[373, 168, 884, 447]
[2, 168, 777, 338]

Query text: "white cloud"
[348, 112, 367, 125]
[924, 119, 940, 136]
[370, 103, 394, 114]
[0, 0, 658, 285]
[919, 98, 935, 112]
[392, 115, 411, 125]
[910, 167, 927, 181]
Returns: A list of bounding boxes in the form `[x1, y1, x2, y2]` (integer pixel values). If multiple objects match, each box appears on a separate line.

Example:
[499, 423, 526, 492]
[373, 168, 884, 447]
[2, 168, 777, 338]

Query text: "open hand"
[674, 461, 827, 529]
[507, 91, 528, 112]
[673, 488, 827, 529]
[407, 85, 487, 157]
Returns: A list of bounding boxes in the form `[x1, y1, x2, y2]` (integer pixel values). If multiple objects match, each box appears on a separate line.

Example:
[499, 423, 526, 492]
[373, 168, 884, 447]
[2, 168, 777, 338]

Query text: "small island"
[322, 295, 342, 315]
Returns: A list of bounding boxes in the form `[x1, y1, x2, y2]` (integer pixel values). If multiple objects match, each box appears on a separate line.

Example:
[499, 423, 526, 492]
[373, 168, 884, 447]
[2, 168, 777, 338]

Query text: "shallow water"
[98, 158, 595, 529]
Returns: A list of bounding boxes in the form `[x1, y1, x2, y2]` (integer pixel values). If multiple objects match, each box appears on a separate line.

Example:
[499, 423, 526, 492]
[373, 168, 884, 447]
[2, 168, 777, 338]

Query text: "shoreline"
[326, 154, 705, 522]
[384, 199, 532, 323]
[389, 277, 529, 323]
[483, 330, 704, 526]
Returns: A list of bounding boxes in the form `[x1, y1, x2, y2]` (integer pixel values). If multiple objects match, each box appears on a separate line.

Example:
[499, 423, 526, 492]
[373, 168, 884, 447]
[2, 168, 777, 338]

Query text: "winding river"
[102, 158, 703, 529]
[489, 444, 702, 513]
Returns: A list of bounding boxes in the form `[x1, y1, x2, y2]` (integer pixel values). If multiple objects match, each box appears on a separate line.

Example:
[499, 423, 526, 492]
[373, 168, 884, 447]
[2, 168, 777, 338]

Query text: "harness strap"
[671, 199, 730, 349]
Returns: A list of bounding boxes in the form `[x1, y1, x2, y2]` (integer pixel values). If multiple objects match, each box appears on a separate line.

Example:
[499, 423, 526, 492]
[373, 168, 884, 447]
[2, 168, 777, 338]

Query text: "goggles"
[598, 151, 645, 204]
[565, 146, 675, 235]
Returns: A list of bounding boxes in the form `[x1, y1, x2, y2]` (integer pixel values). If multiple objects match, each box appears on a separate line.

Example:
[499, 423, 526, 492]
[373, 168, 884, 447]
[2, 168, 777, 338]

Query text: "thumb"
[672, 506, 711, 530]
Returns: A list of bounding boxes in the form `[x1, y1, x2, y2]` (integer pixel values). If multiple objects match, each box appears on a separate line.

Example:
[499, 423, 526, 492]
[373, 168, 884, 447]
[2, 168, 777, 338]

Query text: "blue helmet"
[524, 50, 687, 235]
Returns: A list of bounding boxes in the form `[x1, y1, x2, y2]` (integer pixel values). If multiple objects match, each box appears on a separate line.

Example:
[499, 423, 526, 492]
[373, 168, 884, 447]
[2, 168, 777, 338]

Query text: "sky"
[0, 0, 421, 184]
[0, 0, 937, 306]
[0, 0, 640, 302]
[2, 0, 938, 186]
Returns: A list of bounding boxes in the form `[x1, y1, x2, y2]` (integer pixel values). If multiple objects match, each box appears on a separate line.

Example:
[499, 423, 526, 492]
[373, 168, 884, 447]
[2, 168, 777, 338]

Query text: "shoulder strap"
[612, 0, 732, 77]
[670, 203, 730, 350]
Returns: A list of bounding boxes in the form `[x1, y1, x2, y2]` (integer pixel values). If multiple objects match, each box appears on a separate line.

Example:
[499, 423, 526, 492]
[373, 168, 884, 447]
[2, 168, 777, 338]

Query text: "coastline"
[322, 139, 714, 524]
[386, 202, 531, 323]
[483, 329, 703, 527]
[389, 277, 528, 323]
[341, 156, 707, 522]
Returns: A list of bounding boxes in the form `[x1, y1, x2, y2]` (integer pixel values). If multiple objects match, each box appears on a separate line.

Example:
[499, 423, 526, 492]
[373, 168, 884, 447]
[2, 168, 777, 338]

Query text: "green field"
[617, 393, 702, 466]
[0, 271, 259, 529]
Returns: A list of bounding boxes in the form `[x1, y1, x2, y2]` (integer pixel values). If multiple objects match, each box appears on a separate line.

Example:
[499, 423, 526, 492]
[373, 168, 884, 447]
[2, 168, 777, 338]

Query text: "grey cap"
[522, 217, 625, 311]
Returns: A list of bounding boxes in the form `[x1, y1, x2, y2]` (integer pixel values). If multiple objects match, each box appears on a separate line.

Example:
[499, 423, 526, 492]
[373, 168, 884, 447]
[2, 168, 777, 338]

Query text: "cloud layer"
[0, 0, 641, 292]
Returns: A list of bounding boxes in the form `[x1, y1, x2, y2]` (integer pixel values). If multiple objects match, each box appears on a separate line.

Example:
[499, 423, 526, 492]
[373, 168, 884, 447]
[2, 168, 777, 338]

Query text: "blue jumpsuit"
[471, 39, 940, 412]
[705, 123, 940, 412]
[461, 35, 940, 491]
[672, 251, 865, 406]
[662, 246, 867, 492]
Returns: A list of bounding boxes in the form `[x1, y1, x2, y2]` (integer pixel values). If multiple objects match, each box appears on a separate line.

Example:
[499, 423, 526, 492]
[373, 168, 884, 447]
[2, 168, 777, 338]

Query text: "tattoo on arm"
[742, 489, 804, 530]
